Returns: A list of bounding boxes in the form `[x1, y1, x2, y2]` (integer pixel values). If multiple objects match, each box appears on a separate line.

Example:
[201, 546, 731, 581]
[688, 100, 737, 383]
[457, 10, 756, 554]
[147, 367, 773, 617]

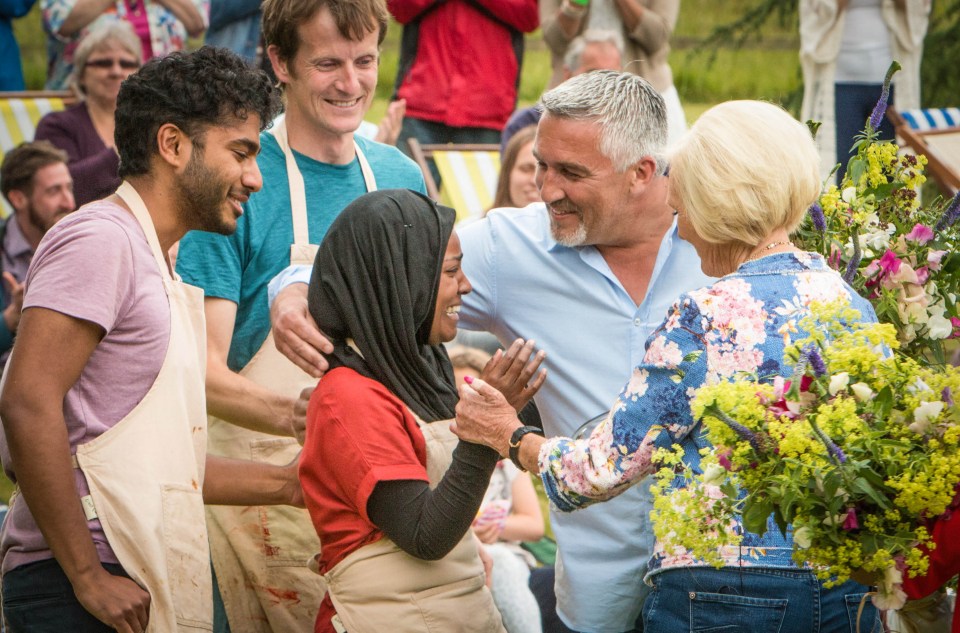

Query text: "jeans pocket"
[844, 593, 881, 633]
[690, 591, 788, 633]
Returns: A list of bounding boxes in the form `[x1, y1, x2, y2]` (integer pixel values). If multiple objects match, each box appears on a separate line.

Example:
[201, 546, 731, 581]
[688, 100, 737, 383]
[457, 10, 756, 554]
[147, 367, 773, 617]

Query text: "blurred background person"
[205, 0, 260, 64]
[800, 0, 930, 182]
[1, 0, 36, 90]
[40, 0, 205, 89]
[500, 29, 622, 155]
[35, 21, 139, 207]
[491, 126, 539, 211]
[0, 141, 74, 368]
[390, 0, 538, 185]
[539, 0, 687, 145]
[450, 345, 546, 633]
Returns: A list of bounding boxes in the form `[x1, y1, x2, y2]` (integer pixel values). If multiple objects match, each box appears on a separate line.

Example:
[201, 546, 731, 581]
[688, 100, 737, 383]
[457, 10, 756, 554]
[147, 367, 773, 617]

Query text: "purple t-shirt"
[0, 200, 171, 575]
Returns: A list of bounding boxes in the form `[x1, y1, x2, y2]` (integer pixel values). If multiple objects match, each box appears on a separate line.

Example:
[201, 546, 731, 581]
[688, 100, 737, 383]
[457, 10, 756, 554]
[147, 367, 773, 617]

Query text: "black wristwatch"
[509, 425, 544, 472]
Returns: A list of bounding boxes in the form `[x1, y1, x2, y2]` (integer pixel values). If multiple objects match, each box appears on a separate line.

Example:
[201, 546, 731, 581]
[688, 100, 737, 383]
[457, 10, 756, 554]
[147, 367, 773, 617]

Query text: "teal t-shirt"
[176, 132, 426, 371]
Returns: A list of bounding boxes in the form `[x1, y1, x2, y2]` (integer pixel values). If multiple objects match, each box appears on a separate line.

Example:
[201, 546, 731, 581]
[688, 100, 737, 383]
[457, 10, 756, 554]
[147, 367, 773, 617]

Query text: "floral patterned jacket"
[42, 0, 208, 89]
[538, 252, 877, 574]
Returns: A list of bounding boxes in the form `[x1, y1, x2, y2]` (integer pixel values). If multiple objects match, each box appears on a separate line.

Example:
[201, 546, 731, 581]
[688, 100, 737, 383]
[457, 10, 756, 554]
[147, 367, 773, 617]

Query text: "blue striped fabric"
[901, 108, 960, 131]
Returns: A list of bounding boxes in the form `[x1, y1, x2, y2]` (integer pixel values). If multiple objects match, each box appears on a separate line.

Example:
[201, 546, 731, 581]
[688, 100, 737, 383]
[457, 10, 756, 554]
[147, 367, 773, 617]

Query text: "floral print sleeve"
[538, 297, 710, 511]
[537, 252, 874, 514]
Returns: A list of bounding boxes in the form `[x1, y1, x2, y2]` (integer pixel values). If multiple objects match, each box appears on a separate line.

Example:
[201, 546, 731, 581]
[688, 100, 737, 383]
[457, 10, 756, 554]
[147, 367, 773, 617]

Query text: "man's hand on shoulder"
[271, 283, 332, 379]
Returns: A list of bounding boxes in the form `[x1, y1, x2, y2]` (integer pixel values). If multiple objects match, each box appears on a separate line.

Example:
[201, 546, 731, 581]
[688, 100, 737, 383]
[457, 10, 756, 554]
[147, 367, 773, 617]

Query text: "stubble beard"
[548, 204, 588, 247]
[177, 149, 234, 236]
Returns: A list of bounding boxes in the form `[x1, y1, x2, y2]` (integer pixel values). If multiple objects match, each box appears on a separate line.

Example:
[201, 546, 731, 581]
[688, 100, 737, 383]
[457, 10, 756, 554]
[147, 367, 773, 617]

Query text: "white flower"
[926, 314, 953, 340]
[850, 383, 874, 402]
[793, 526, 813, 548]
[828, 372, 850, 396]
[873, 565, 908, 610]
[842, 187, 857, 204]
[702, 463, 726, 486]
[910, 400, 944, 433]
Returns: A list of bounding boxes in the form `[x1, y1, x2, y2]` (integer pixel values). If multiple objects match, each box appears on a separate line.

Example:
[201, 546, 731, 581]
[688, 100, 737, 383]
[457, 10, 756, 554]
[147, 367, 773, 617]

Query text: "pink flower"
[878, 250, 902, 275]
[915, 266, 930, 285]
[928, 249, 947, 271]
[717, 449, 733, 471]
[950, 317, 960, 339]
[905, 223, 934, 244]
[842, 507, 859, 531]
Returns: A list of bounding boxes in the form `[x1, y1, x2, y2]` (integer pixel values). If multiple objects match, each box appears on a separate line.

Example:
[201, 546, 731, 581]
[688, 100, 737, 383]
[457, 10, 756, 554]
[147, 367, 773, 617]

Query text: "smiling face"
[508, 140, 540, 207]
[427, 231, 472, 345]
[79, 39, 140, 106]
[176, 115, 263, 235]
[533, 114, 636, 248]
[271, 5, 378, 149]
[22, 162, 75, 232]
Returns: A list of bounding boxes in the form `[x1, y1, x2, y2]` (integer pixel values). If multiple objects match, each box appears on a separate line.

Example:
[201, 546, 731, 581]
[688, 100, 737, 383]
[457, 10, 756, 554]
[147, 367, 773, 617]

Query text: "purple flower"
[842, 507, 859, 531]
[809, 202, 826, 232]
[707, 404, 763, 454]
[810, 419, 847, 464]
[803, 345, 827, 377]
[869, 62, 900, 132]
[843, 226, 862, 285]
[943, 387, 954, 407]
[935, 189, 960, 232]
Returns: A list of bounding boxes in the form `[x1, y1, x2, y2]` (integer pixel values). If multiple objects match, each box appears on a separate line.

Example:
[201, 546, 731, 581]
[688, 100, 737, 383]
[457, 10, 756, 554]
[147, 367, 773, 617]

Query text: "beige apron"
[75, 182, 211, 631]
[320, 409, 505, 633]
[205, 119, 377, 632]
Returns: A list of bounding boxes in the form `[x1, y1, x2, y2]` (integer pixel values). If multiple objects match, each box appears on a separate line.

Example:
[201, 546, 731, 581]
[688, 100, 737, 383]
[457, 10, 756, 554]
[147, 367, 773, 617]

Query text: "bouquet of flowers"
[650, 302, 960, 609]
[794, 62, 960, 364]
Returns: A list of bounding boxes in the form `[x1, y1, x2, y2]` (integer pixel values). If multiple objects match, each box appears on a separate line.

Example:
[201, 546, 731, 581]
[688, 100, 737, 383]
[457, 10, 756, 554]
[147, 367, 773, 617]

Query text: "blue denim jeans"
[2, 558, 131, 633]
[642, 567, 880, 633]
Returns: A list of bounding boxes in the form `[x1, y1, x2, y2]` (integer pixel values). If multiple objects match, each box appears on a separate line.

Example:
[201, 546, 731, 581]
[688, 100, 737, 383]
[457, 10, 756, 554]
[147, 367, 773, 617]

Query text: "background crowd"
[0, 0, 957, 632]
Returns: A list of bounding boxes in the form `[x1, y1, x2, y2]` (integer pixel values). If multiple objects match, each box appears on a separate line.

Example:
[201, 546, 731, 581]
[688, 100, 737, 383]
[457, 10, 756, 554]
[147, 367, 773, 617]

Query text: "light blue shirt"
[269, 203, 712, 632]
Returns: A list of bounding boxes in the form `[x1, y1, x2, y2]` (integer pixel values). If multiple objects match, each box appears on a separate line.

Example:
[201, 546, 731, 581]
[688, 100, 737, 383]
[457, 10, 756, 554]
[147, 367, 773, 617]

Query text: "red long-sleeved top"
[389, 0, 538, 130]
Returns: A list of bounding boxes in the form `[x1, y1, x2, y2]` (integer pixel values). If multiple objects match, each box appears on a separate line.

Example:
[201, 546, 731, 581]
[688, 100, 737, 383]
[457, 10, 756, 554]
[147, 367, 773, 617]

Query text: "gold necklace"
[746, 240, 793, 262]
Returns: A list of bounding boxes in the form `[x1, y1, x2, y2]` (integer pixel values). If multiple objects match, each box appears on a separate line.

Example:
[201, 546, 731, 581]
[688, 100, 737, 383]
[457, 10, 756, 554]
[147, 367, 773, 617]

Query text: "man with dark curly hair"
[175, 0, 427, 630]
[0, 47, 300, 633]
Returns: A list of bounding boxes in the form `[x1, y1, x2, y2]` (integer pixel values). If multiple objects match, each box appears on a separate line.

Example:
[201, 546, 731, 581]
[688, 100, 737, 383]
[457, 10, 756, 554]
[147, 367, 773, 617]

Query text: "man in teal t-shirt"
[174, 0, 425, 630]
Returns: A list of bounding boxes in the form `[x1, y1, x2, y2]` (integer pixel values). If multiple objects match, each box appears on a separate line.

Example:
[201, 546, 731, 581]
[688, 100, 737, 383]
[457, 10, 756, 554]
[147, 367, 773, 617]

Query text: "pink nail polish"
[464, 375, 474, 384]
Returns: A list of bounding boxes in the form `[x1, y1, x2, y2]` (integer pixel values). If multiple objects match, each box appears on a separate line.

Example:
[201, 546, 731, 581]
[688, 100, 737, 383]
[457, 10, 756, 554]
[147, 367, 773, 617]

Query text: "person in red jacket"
[901, 509, 960, 632]
[389, 0, 538, 182]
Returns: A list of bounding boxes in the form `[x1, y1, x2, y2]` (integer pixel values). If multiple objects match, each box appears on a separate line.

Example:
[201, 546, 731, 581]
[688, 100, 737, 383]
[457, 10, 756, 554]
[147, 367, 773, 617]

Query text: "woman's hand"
[452, 378, 522, 457]
[478, 339, 547, 413]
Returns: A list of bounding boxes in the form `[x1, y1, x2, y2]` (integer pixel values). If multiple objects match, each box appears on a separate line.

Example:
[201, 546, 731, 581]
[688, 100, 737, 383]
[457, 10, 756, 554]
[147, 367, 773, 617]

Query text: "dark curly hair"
[115, 46, 281, 178]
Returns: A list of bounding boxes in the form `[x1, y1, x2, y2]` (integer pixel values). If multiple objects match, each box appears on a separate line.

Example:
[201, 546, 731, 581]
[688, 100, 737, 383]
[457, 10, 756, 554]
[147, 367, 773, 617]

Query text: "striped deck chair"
[0, 91, 78, 217]
[408, 139, 501, 224]
[888, 106, 960, 196]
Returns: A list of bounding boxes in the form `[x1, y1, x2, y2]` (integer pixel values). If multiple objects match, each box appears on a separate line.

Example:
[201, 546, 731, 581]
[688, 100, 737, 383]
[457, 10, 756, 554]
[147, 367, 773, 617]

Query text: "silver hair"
[563, 29, 624, 72]
[71, 20, 142, 95]
[539, 70, 668, 173]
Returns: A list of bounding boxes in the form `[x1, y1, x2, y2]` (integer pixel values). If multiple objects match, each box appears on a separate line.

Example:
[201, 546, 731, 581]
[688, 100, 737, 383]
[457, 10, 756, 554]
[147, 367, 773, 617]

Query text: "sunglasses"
[85, 58, 140, 70]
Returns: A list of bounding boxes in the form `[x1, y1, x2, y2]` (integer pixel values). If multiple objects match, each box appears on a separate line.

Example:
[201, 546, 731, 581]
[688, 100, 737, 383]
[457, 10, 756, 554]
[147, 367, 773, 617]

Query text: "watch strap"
[509, 425, 545, 471]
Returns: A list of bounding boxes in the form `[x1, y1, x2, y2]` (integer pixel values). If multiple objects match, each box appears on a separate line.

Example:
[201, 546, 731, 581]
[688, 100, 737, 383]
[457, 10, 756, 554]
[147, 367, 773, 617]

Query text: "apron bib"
[67, 182, 211, 632]
[205, 119, 376, 632]
[321, 411, 505, 633]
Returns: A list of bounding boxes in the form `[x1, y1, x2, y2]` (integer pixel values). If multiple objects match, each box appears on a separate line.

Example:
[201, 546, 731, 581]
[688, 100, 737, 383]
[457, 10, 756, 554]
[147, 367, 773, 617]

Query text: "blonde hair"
[669, 100, 821, 245]
[72, 21, 142, 95]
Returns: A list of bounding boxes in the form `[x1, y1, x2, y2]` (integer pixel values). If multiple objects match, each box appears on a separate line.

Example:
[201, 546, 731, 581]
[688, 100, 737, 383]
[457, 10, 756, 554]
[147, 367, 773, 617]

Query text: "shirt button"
[634, 318, 641, 326]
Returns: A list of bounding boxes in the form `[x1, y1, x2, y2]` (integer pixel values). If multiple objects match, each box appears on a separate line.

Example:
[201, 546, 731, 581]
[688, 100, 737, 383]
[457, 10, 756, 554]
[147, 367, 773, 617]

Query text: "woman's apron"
[0, 182, 214, 631]
[320, 411, 505, 633]
[204, 118, 377, 632]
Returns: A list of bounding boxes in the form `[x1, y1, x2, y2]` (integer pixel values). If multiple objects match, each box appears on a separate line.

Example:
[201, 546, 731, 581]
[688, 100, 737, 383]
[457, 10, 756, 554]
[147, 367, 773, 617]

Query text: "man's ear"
[629, 155, 659, 192]
[155, 123, 191, 170]
[6, 189, 27, 213]
[267, 45, 291, 85]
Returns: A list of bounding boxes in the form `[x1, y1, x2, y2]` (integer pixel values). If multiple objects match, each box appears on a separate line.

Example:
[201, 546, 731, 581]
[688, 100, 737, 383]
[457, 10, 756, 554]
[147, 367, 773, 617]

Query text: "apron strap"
[269, 117, 378, 263]
[68, 454, 100, 520]
[115, 181, 173, 282]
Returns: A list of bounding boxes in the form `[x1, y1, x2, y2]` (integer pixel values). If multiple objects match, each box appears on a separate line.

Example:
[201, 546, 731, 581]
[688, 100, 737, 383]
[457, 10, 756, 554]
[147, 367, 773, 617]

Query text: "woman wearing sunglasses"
[35, 22, 141, 208]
